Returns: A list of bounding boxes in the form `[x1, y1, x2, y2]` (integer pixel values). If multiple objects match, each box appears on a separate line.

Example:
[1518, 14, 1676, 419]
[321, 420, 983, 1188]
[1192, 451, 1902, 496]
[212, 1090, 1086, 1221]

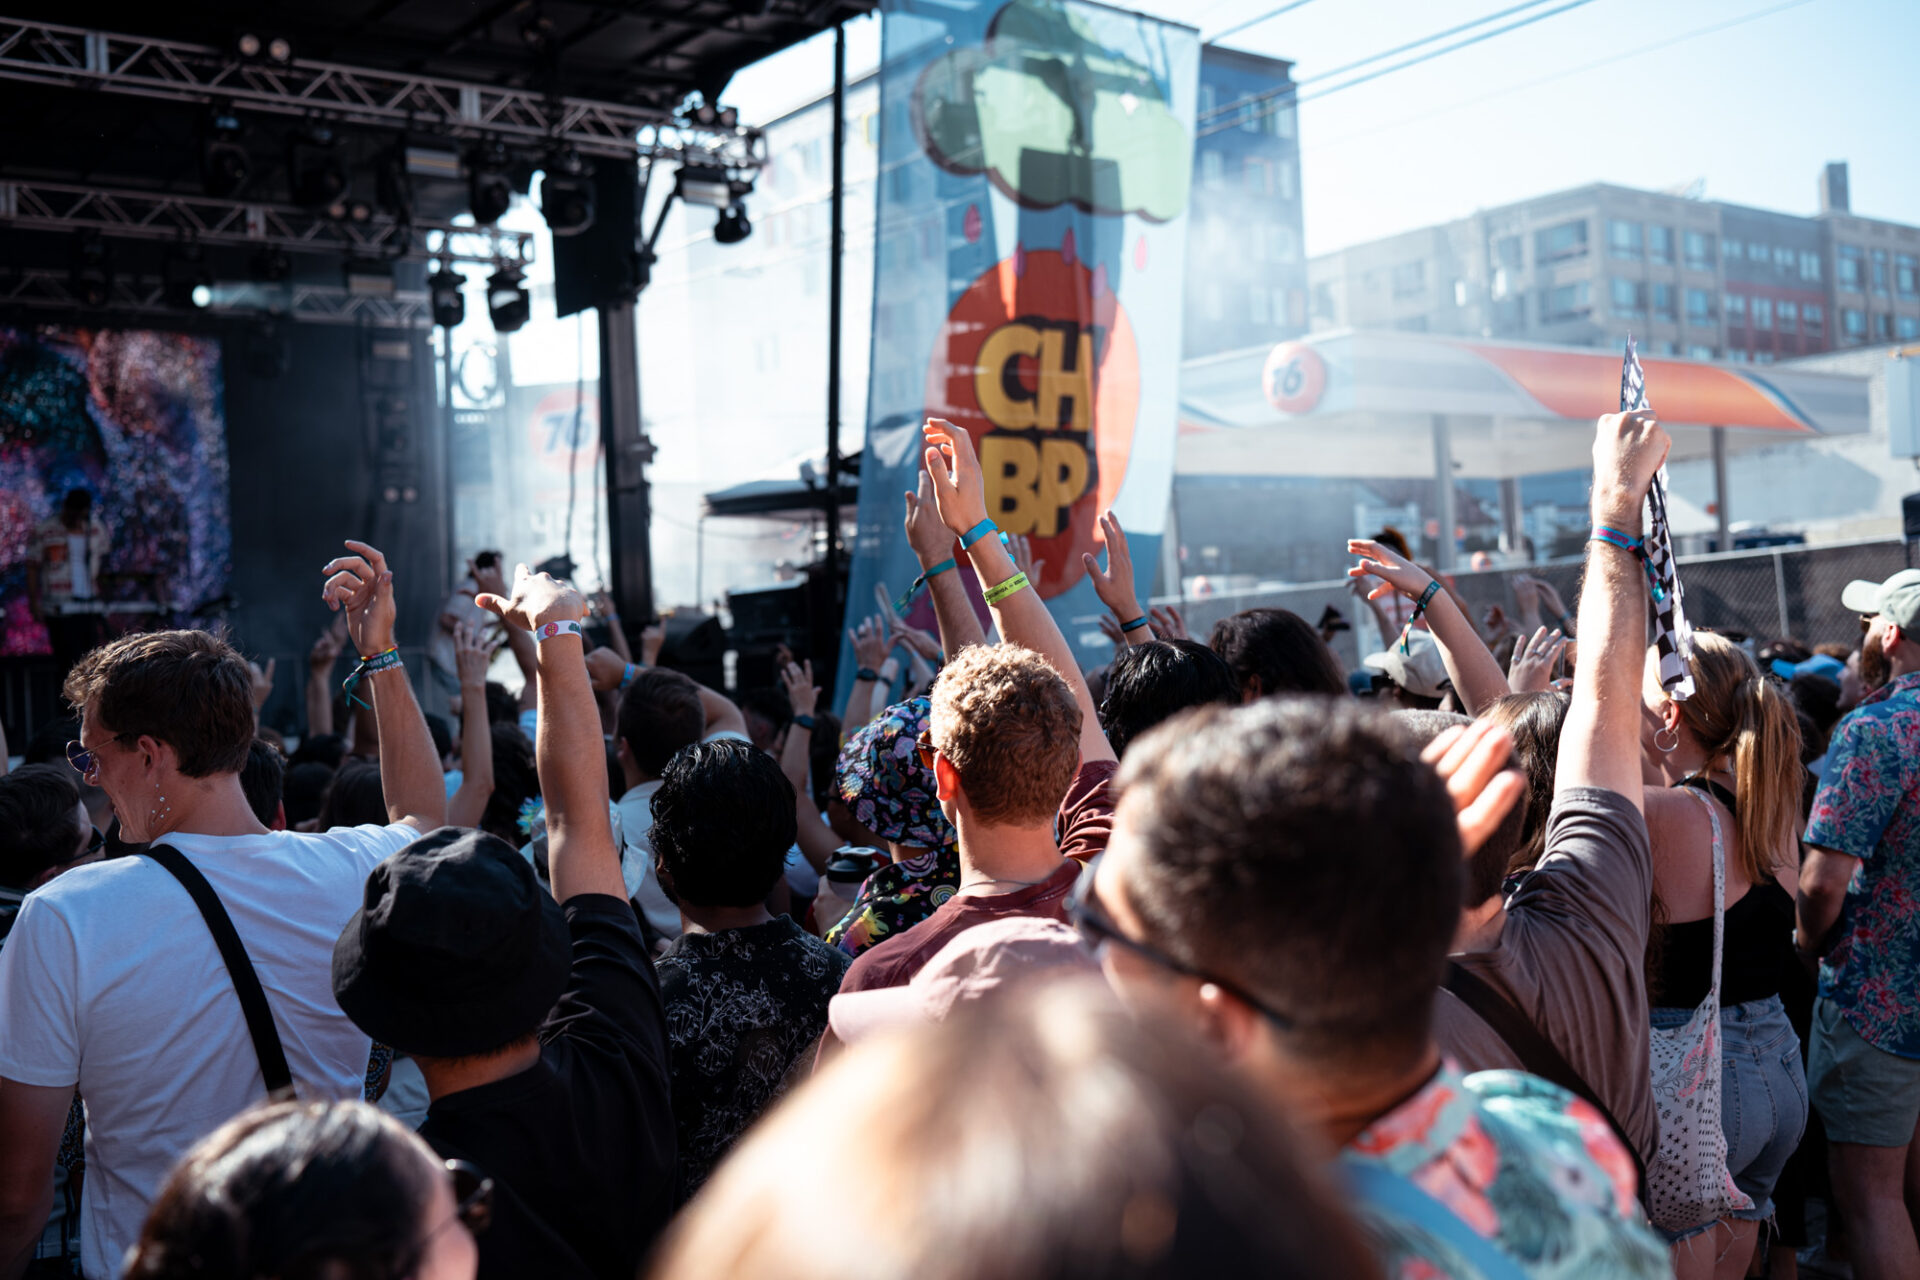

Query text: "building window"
[1683, 230, 1715, 271]
[1842, 308, 1865, 339]
[1804, 303, 1824, 332]
[1608, 219, 1643, 259]
[1723, 236, 1743, 261]
[1800, 250, 1822, 282]
[1535, 220, 1589, 263]
[1748, 241, 1769, 263]
[1271, 105, 1297, 139]
[1610, 277, 1645, 316]
[1876, 312, 1894, 340]
[1268, 224, 1298, 263]
[1200, 151, 1223, 188]
[1752, 297, 1773, 329]
[1199, 84, 1217, 118]
[1495, 235, 1524, 271]
[1838, 245, 1865, 290]
[1873, 249, 1890, 295]
[1777, 300, 1798, 331]
[1392, 262, 1425, 298]
[1897, 254, 1918, 297]
[1898, 315, 1920, 341]
[1724, 293, 1747, 322]
[1774, 246, 1795, 273]
[1687, 344, 1716, 360]
[1540, 280, 1591, 321]
[1648, 226, 1674, 264]
[1685, 288, 1714, 323]
[1277, 159, 1296, 201]
[1653, 283, 1676, 321]
[1654, 339, 1677, 355]
[1244, 156, 1273, 194]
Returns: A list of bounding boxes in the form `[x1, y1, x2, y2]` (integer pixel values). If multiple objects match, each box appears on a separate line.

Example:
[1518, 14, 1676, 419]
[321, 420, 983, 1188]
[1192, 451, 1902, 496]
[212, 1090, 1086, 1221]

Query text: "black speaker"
[552, 159, 640, 318]
[1903, 492, 1920, 540]
[653, 612, 727, 692]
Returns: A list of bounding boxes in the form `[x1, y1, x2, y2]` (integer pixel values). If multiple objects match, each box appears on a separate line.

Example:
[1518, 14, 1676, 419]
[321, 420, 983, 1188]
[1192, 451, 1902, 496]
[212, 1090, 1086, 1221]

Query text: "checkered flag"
[1624, 337, 1696, 700]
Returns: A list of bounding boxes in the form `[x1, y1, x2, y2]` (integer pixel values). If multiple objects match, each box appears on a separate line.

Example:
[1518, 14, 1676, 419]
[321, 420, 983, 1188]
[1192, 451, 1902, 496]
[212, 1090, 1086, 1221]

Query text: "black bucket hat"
[333, 827, 570, 1058]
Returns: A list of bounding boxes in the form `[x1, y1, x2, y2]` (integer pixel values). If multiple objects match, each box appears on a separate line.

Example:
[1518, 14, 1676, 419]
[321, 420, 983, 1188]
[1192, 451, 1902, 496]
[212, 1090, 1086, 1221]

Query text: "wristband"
[619, 662, 642, 692]
[341, 647, 402, 710]
[958, 519, 997, 551]
[855, 666, 881, 682]
[895, 557, 956, 614]
[793, 713, 816, 732]
[1397, 581, 1443, 655]
[533, 619, 584, 643]
[1119, 615, 1149, 633]
[1589, 525, 1644, 555]
[983, 571, 1030, 606]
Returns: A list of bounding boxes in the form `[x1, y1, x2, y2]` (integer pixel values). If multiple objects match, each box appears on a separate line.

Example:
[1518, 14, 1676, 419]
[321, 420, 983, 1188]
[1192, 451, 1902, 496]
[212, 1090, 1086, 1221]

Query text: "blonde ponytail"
[1675, 634, 1804, 886]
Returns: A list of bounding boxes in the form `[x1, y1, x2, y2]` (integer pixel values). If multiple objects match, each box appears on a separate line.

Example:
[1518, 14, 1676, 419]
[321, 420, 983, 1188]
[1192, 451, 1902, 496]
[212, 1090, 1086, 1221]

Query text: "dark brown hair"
[616, 668, 707, 779]
[64, 630, 255, 777]
[1207, 609, 1346, 700]
[1479, 691, 1569, 881]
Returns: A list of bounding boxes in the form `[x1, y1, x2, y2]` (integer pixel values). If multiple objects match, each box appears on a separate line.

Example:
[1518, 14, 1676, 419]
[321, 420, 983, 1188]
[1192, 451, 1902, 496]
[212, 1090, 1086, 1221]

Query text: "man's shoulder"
[840, 915, 943, 993]
[9, 853, 168, 924]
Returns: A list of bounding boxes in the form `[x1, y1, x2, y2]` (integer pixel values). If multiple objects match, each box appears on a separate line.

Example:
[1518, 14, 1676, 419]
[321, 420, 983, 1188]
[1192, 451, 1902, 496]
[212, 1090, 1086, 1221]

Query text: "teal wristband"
[959, 519, 997, 551]
[895, 557, 957, 614]
[1120, 615, 1149, 632]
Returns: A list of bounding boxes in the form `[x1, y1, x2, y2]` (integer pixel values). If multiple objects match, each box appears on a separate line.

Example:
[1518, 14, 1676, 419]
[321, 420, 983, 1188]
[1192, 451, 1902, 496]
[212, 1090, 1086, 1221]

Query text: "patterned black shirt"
[655, 915, 850, 1199]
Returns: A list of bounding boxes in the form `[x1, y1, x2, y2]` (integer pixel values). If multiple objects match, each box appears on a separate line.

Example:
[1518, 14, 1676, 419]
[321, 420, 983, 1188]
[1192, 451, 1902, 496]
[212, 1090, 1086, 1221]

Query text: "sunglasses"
[66, 733, 135, 783]
[1066, 892, 1294, 1031]
[915, 729, 939, 772]
[1861, 614, 1879, 636]
[400, 1160, 493, 1273]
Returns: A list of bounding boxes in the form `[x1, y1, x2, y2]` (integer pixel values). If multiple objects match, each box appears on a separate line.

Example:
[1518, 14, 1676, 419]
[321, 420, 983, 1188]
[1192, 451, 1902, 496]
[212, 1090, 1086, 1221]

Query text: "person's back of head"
[63, 630, 255, 778]
[422, 713, 454, 766]
[650, 984, 1382, 1280]
[1208, 609, 1346, 701]
[483, 681, 519, 730]
[1374, 526, 1412, 559]
[127, 1099, 476, 1280]
[1389, 709, 1470, 751]
[1479, 692, 1568, 883]
[1787, 671, 1842, 740]
[240, 738, 287, 829]
[0, 763, 90, 892]
[318, 760, 387, 830]
[1672, 632, 1804, 887]
[738, 686, 792, 755]
[1099, 639, 1238, 759]
[283, 762, 335, 829]
[288, 732, 347, 772]
[930, 645, 1081, 827]
[651, 739, 798, 909]
[1111, 699, 1460, 1073]
[479, 722, 538, 845]
[616, 668, 708, 782]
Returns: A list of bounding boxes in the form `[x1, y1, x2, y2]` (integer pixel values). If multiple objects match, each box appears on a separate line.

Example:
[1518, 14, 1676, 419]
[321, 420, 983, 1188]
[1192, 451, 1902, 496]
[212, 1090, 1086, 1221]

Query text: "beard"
[1862, 631, 1892, 693]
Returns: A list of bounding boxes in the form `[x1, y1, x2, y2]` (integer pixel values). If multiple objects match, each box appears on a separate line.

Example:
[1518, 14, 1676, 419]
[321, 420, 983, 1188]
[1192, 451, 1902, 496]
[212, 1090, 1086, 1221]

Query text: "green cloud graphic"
[913, 0, 1191, 223]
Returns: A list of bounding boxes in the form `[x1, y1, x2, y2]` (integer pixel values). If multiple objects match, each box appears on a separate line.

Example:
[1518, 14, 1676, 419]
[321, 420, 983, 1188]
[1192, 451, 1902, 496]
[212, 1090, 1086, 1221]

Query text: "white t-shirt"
[0, 823, 419, 1278]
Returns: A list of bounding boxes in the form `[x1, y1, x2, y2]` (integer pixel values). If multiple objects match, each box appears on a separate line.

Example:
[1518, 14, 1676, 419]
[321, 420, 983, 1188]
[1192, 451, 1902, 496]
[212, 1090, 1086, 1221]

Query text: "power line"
[1205, 0, 1317, 46]
[1198, 0, 1599, 138]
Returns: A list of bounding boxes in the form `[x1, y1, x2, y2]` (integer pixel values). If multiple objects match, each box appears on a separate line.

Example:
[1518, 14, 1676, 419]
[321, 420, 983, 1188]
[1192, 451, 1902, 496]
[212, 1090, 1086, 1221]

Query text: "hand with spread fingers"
[780, 660, 820, 720]
[1009, 532, 1046, 590]
[849, 615, 889, 672]
[1082, 511, 1150, 641]
[1508, 626, 1568, 694]
[921, 417, 990, 536]
[453, 620, 498, 691]
[1347, 537, 1435, 606]
[248, 658, 277, 710]
[1422, 720, 1527, 855]
[1150, 605, 1191, 642]
[321, 540, 398, 657]
[903, 470, 957, 568]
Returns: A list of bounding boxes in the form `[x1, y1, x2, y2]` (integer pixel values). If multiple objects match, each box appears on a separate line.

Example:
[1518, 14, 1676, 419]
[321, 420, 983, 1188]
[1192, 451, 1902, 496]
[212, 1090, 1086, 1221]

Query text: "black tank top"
[1653, 777, 1795, 1008]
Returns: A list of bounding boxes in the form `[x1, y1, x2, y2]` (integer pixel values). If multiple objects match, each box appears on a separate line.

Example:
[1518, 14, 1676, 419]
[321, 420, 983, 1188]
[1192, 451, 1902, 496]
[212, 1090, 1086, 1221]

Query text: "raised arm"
[305, 617, 346, 738]
[320, 540, 446, 831]
[841, 616, 895, 732]
[923, 418, 1115, 766]
[904, 471, 987, 657]
[1556, 410, 1668, 805]
[1348, 538, 1510, 715]
[1082, 512, 1157, 646]
[446, 621, 497, 829]
[477, 567, 625, 903]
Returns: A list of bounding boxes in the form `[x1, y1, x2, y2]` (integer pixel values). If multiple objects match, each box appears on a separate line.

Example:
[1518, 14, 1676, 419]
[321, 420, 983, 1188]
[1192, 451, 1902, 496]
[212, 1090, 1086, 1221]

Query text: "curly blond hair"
[929, 644, 1081, 826]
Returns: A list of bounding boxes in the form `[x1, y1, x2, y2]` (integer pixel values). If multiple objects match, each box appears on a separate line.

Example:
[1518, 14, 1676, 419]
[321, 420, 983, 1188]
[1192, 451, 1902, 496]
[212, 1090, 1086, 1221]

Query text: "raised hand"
[1508, 626, 1567, 694]
[1347, 537, 1435, 605]
[780, 660, 820, 719]
[641, 620, 666, 666]
[248, 658, 276, 710]
[322, 540, 397, 657]
[475, 563, 585, 634]
[922, 417, 989, 536]
[849, 615, 889, 671]
[903, 469, 958, 567]
[1150, 605, 1191, 642]
[453, 619, 497, 690]
[1422, 720, 1526, 855]
[469, 555, 508, 604]
[1009, 532, 1046, 589]
[1081, 511, 1144, 624]
[1096, 612, 1126, 651]
[1591, 409, 1670, 527]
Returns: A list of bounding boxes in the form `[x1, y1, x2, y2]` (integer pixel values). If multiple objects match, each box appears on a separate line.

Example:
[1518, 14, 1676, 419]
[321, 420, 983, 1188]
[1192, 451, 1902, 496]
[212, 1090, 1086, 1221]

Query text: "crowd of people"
[0, 410, 1916, 1280]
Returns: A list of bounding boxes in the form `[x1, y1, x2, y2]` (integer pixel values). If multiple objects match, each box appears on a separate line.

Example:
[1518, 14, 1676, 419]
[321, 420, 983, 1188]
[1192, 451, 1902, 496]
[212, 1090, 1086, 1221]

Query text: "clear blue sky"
[726, 0, 1920, 254]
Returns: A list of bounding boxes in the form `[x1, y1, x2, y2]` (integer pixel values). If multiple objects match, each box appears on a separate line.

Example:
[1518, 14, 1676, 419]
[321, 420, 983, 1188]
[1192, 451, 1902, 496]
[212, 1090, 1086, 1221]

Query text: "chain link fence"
[1167, 538, 1913, 673]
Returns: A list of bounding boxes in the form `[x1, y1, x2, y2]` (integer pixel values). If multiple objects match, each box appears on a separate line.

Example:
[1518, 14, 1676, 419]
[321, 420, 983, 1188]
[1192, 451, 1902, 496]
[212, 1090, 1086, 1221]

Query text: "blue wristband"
[959, 519, 997, 551]
[895, 557, 957, 614]
[1119, 615, 1149, 632]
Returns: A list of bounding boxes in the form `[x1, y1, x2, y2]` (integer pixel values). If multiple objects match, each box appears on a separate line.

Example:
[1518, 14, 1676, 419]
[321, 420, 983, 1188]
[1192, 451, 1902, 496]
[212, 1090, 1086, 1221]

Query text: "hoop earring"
[1654, 726, 1679, 754]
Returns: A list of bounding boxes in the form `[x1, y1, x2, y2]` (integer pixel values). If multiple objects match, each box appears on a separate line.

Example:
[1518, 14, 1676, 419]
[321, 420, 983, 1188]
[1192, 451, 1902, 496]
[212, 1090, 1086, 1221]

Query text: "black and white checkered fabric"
[1623, 337, 1696, 700]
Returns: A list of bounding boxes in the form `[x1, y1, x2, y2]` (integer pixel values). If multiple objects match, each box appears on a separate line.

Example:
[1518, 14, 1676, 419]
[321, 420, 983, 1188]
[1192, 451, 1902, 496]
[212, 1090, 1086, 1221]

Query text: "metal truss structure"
[0, 179, 532, 267]
[0, 268, 431, 327]
[0, 18, 766, 170]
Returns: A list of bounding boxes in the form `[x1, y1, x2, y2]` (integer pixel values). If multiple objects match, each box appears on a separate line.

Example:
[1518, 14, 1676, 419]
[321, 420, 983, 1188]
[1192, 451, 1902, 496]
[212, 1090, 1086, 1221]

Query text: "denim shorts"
[1649, 993, 1808, 1235]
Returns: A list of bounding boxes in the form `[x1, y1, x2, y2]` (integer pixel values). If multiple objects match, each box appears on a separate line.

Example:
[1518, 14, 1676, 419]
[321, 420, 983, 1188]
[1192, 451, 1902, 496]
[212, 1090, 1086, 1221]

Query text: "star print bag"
[1645, 789, 1753, 1233]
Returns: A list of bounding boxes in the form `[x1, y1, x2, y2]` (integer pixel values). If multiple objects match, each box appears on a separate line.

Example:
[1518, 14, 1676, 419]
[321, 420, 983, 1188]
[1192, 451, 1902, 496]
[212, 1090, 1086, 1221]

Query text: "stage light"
[200, 109, 250, 197]
[487, 267, 530, 333]
[162, 243, 213, 310]
[428, 265, 466, 328]
[235, 32, 294, 64]
[288, 126, 348, 209]
[718, 107, 739, 129]
[267, 37, 292, 64]
[539, 151, 595, 237]
[69, 231, 112, 308]
[467, 142, 513, 225]
[676, 164, 732, 209]
[713, 203, 752, 245]
[236, 32, 261, 58]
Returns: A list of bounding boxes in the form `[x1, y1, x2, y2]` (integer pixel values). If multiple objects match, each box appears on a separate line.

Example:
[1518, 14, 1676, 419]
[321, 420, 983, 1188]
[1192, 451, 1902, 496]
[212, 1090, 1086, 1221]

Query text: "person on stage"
[28, 489, 110, 675]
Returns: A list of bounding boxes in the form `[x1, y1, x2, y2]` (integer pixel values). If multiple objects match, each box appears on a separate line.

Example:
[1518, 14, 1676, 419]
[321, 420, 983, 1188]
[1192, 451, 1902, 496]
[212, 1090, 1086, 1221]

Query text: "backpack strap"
[143, 845, 295, 1098]
[1343, 1161, 1530, 1280]
[1444, 961, 1646, 1204]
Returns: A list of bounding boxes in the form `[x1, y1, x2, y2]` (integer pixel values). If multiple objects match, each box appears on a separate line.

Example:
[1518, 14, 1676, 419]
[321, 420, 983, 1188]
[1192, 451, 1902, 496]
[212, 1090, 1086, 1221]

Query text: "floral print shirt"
[1342, 1062, 1667, 1280]
[655, 916, 851, 1201]
[1807, 671, 1920, 1058]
